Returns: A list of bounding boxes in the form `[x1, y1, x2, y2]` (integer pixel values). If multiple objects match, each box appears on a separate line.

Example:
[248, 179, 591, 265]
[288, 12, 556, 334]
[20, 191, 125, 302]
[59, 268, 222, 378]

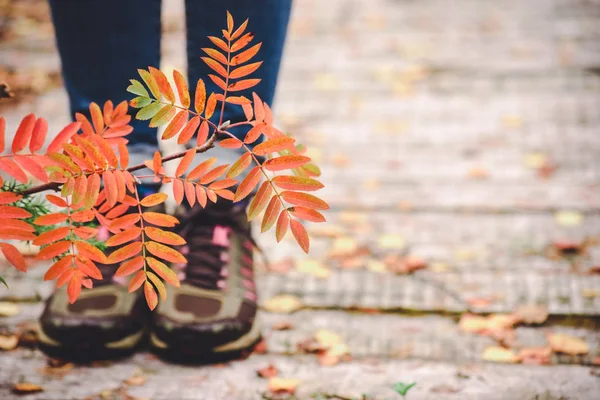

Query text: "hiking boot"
[150, 200, 261, 362]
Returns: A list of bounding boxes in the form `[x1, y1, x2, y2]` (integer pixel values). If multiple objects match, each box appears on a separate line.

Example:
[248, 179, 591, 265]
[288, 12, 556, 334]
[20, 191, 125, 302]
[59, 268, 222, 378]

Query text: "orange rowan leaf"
[173, 70, 190, 108]
[89, 135, 118, 168]
[74, 137, 107, 168]
[46, 194, 67, 207]
[113, 170, 127, 202]
[263, 196, 281, 231]
[253, 137, 295, 156]
[276, 210, 289, 242]
[138, 68, 161, 99]
[116, 256, 144, 277]
[253, 93, 265, 122]
[289, 206, 326, 223]
[81, 278, 93, 289]
[234, 166, 261, 202]
[176, 149, 196, 177]
[248, 181, 272, 220]
[0, 158, 28, 183]
[147, 271, 167, 301]
[105, 203, 130, 220]
[0, 205, 32, 219]
[103, 100, 114, 125]
[73, 226, 97, 239]
[46, 122, 80, 153]
[12, 113, 35, 153]
[61, 177, 75, 198]
[228, 79, 261, 92]
[102, 171, 118, 207]
[1, 218, 35, 232]
[149, 66, 175, 103]
[67, 274, 82, 304]
[149, 104, 176, 128]
[231, 17, 248, 40]
[188, 157, 216, 180]
[208, 36, 229, 52]
[36, 240, 71, 260]
[242, 103, 253, 121]
[90, 102, 104, 133]
[162, 110, 188, 140]
[0, 229, 36, 241]
[196, 185, 207, 208]
[85, 173, 101, 210]
[106, 227, 141, 247]
[152, 151, 162, 174]
[231, 43, 261, 66]
[209, 74, 227, 91]
[123, 171, 136, 194]
[145, 227, 186, 246]
[71, 211, 95, 224]
[264, 155, 311, 172]
[107, 242, 143, 263]
[128, 270, 146, 293]
[16, 155, 48, 182]
[113, 99, 128, 117]
[140, 193, 168, 207]
[142, 212, 179, 227]
[200, 164, 230, 185]
[56, 268, 75, 288]
[147, 256, 180, 287]
[76, 112, 94, 135]
[104, 125, 133, 138]
[44, 255, 73, 280]
[110, 213, 141, 230]
[243, 122, 265, 144]
[226, 11, 234, 33]
[227, 153, 252, 178]
[0, 192, 20, 205]
[33, 226, 70, 246]
[177, 115, 200, 145]
[74, 256, 103, 280]
[47, 152, 81, 175]
[208, 179, 237, 190]
[0, 116, 4, 152]
[144, 281, 158, 310]
[231, 32, 254, 52]
[230, 62, 262, 79]
[300, 163, 322, 177]
[219, 138, 243, 149]
[203, 48, 228, 64]
[118, 143, 129, 169]
[205, 94, 217, 119]
[280, 191, 329, 210]
[196, 120, 209, 146]
[173, 179, 184, 205]
[75, 241, 107, 263]
[146, 241, 186, 263]
[272, 176, 324, 191]
[29, 117, 47, 153]
[184, 181, 196, 206]
[0, 243, 27, 272]
[216, 189, 235, 200]
[194, 79, 206, 114]
[290, 219, 310, 253]
[226, 96, 251, 105]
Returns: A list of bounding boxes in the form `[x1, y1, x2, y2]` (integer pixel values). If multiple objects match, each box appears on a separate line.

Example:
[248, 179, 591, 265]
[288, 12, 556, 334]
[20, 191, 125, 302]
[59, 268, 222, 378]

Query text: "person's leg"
[150, 0, 292, 361]
[38, 0, 162, 362]
[48, 0, 162, 158]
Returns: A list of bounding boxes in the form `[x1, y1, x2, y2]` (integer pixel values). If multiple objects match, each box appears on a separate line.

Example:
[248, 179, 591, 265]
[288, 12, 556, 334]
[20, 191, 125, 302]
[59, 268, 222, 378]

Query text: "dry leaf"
[296, 259, 330, 279]
[459, 314, 489, 333]
[523, 152, 548, 169]
[0, 334, 19, 350]
[482, 346, 519, 363]
[257, 364, 279, 379]
[366, 259, 387, 273]
[377, 234, 406, 250]
[310, 224, 344, 238]
[263, 295, 303, 314]
[548, 333, 589, 355]
[329, 237, 359, 257]
[12, 383, 44, 394]
[318, 343, 351, 366]
[514, 305, 549, 325]
[519, 347, 552, 365]
[271, 321, 294, 331]
[314, 329, 343, 348]
[467, 166, 489, 180]
[268, 377, 300, 395]
[554, 210, 583, 227]
[124, 375, 147, 386]
[385, 255, 426, 274]
[253, 339, 268, 354]
[486, 314, 520, 331]
[0, 302, 20, 317]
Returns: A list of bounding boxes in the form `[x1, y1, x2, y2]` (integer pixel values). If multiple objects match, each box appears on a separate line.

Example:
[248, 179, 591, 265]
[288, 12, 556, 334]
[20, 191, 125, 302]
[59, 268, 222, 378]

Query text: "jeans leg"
[48, 0, 162, 151]
[185, 0, 292, 141]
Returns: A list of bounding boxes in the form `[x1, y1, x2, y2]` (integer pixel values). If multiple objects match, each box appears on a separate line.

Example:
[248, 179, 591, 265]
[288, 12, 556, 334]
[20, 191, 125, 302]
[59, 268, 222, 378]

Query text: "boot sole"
[150, 320, 262, 364]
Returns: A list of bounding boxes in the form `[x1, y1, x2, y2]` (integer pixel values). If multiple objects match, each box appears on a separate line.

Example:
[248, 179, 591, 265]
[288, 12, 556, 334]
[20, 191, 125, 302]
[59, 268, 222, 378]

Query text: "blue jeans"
[48, 0, 292, 152]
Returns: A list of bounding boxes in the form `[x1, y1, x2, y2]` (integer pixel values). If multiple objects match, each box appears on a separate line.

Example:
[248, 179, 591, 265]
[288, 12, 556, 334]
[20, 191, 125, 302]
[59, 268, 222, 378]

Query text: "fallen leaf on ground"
[486, 314, 520, 331]
[268, 377, 300, 395]
[0, 302, 20, 317]
[385, 255, 427, 274]
[482, 346, 519, 363]
[124, 375, 147, 386]
[523, 152, 547, 169]
[548, 333, 589, 355]
[310, 224, 344, 238]
[466, 296, 495, 308]
[40, 360, 74, 376]
[519, 347, 552, 365]
[318, 343, 351, 366]
[314, 329, 343, 348]
[339, 211, 367, 225]
[271, 321, 294, 331]
[430, 262, 451, 273]
[329, 237, 359, 257]
[459, 314, 489, 333]
[377, 234, 406, 250]
[253, 339, 268, 354]
[11, 383, 44, 394]
[467, 166, 489, 180]
[257, 364, 279, 379]
[263, 295, 304, 314]
[296, 259, 330, 279]
[514, 305, 549, 325]
[555, 210, 583, 227]
[581, 288, 600, 298]
[0, 334, 19, 350]
[366, 259, 387, 273]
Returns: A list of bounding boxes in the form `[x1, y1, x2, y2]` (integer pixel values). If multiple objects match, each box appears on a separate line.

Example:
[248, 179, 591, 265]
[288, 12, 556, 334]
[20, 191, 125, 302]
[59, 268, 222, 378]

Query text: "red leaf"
[281, 191, 329, 210]
[0, 243, 27, 272]
[109, 213, 141, 230]
[202, 48, 228, 64]
[276, 210, 289, 242]
[244, 122, 265, 144]
[115, 256, 144, 277]
[75, 256, 103, 280]
[32, 226, 70, 246]
[231, 18, 248, 40]
[173, 179, 184, 205]
[290, 206, 326, 223]
[46, 194, 67, 207]
[144, 281, 158, 310]
[184, 181, 196, 206]
[16, 155, 48, 182]
[12, 113, 36, 153]
[290, 219, 310, 253]
[67, 274, 82, 304]
[176, 149, 196, 177]
[209, 74, 227, 91]
[0, 117, 5, 153]
[188, 157, 216, 180]
[106, 227, 141, 247]
[44, 256, 73, 280]
[219, 138, 243, 149]
[202, 57, 228, 77]
[118, 143, 129, 168]
[103, 100, 114, 125]
[196, 120, 209, 146]
[248, 181, 272, 220]
[253, 137, 295, 156]
[73, 226, 98, 239]
[0, 192, 20, 205]
[47, 122, 81, 153]
[36, 240, 71, 260]
[107, 242, 143, 263]
[30, 117, 48, 153]
[128, 270, 146, 292]
[89, 102, 104, 133]
[200, 164, 230, 184]
[208, 179, 237, 190]
[226, 11, 234, 33]
[0, 158, 28, 183]
[147, 256, 180, 287]
[234, 166, 261, 202]
[0, 205, 32, 219]
[85, 173, 101, 210]
[162, 110, 188, 140]
[178, 115, 200, 145]
[103, 171, 118, 207]
[253, 93, 265, 122]
[196, 185, 207, 208]
[75, 241, 107, 263]
[149, 66, 175, 103]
